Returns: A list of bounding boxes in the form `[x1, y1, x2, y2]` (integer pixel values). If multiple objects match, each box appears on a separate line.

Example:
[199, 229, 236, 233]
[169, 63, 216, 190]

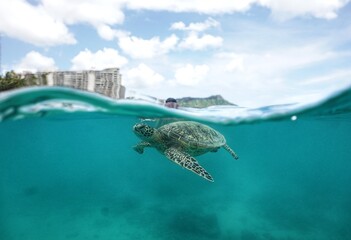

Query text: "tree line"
[0, 71, 44, 92]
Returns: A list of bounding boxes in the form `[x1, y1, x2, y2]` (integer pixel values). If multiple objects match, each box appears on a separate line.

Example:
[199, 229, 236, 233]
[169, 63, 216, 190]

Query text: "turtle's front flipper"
[223, 144, 239, 159]
[164, 148, 214, 182]
[133, 141, 152, 154]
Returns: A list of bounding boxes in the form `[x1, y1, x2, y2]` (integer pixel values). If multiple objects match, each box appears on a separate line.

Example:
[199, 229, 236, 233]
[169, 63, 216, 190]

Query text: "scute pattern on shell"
[158, 121, 226, 148]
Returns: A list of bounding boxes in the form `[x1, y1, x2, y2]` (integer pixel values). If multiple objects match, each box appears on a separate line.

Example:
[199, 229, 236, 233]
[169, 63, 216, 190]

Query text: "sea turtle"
[132, 121, 239, 182]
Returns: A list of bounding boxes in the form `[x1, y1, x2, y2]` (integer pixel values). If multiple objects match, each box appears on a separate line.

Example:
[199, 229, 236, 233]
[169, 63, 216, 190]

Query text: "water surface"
[1, 87, 351, 240]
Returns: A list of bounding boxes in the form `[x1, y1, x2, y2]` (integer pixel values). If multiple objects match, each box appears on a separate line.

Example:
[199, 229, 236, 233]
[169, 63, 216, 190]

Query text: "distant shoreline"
[176, 95, 236, 108]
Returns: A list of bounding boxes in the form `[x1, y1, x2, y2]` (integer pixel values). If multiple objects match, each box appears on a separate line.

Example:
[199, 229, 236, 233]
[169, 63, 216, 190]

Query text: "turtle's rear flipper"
[164, 148, 214, 182]
[223, 144, 239, 160]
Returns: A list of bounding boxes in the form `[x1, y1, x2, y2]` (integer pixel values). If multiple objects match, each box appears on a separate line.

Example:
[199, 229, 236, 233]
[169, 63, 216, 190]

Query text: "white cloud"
[170, 18, 220, 32]
[0, 0, 125, 46]
[206, 40, 351, 107]
[258, 0, 350, 20]
[126, 0, 349, 19]
[118, 34, 179, 59]
[125, 64, 165, 88]
[170, 18, 223, 51]
[125, 0, 254, 14]
[226, 56, 245, 72]
[71, 48, 128, 70]
[174, 64, 210, 86]
[0, 0, 76, 46]
[217, 52, 246, 72]
[217, 43, 340, 79]
[97, 25, 117, 41]
[179, 32, 223, 50]
[299, 69, 351, 87]
[1, 0, 349, 48]
[97, 26, 130, 41]
[42, 0, 125, 26]
[14, 51, 58, 72]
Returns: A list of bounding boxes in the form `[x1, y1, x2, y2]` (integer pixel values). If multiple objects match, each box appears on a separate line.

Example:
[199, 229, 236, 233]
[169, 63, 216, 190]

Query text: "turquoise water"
[1, 87, 351, 240]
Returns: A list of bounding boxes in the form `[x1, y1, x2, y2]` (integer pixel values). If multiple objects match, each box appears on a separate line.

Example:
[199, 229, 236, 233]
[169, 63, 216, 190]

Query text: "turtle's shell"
[158, 121, 226, 149]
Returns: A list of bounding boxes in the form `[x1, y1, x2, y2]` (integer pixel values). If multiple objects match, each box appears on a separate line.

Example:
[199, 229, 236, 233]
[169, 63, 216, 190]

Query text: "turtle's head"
[133, 123, 155, 139]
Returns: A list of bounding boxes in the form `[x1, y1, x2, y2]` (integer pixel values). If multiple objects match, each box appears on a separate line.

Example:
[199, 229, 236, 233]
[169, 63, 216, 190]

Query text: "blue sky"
[1, 0, 351, 106]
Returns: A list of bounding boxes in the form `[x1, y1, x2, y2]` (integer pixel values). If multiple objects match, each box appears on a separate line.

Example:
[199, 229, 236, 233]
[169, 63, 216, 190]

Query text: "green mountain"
[176, 95, 236, 108]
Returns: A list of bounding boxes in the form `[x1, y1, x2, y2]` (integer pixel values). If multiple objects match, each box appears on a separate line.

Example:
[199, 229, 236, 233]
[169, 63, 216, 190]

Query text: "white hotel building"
[38, 68, 125, 99]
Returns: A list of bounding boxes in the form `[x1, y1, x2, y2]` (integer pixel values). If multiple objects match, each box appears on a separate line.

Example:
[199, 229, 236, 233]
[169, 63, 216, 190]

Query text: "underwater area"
[1, 87, 351, 240]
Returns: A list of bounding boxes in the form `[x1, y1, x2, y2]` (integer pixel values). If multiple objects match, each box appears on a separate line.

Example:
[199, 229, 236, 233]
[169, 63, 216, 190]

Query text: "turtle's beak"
[133, 123, 145, 136]
[133, 123, 143, 132]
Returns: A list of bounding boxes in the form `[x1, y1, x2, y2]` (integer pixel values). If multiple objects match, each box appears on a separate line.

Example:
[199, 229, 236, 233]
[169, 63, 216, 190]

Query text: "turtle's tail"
[223, 144, 239, 160]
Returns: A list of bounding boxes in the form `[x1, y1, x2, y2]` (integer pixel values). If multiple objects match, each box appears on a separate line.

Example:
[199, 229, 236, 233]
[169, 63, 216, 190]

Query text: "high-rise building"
[37, 68, 125, 99]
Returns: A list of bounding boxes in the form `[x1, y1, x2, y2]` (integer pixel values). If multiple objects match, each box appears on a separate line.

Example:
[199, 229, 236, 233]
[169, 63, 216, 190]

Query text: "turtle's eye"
[140, 125, 149, 133]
